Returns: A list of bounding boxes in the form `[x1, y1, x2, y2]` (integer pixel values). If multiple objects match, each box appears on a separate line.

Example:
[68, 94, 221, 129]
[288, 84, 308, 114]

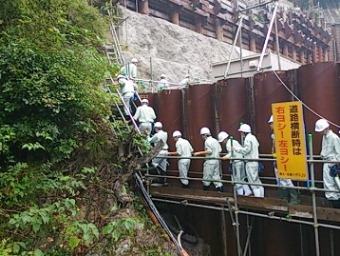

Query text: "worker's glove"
[258, 162, 265, 174]
[228, 163, 233, 173]
[329, 164, 340, 178]
[133, 92, 138, 101]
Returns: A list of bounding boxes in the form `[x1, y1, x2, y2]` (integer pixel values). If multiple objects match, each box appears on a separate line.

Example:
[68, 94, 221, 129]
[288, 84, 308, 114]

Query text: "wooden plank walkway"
[149, 186, 340, 223]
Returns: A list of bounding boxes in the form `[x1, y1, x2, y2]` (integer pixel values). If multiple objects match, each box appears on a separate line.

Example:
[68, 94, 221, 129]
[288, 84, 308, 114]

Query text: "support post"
[250, 36, 257, 52]
[224, 15, 244, 79]
[139, 0, 149, 15]
[308, 134, 320, 256]
[215, 18, 223, 41]
[300, 50, 305, 64]
[195, 18, 203, 33]
[171, 8, 180, 25]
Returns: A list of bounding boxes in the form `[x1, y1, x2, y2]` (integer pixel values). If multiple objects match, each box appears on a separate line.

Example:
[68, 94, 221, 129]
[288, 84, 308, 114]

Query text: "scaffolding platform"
[149, 186, 340, 223]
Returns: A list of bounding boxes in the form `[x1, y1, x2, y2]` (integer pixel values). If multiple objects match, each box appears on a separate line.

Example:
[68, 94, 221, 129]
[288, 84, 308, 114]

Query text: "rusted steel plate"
[186, 84, 216, 174]
[154, 90, 183, 170]
[298, 62, 340, 181]
[216, 78, 248, 137]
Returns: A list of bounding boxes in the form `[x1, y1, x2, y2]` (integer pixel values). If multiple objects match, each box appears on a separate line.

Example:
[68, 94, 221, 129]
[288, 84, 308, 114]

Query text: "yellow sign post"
[272, 101, 308, 181]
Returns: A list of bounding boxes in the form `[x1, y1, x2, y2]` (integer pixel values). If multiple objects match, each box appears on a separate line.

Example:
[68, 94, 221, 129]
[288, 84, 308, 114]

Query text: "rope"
[273, 70, 340, 129]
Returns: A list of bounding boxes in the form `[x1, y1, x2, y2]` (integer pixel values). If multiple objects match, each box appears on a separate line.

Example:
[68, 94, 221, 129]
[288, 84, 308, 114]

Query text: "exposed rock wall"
[117, 7, 252, 85]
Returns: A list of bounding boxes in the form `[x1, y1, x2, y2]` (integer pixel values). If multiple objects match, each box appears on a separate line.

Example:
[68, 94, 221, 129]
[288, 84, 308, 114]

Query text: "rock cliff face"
[117, 7, 252, 85]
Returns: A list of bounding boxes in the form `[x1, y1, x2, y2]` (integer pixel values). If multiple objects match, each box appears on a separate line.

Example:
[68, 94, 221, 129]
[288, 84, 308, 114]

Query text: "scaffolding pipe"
[224, 16, 244, 79]
[257, 4, 278, 72]
[308, 133, 320, 256]
[144, 173, 339, 194]
[274, 13, 282, 70]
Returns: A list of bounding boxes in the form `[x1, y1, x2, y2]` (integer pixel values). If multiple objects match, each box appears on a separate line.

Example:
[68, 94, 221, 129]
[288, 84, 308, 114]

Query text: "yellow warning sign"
[272, 101, 308, 180]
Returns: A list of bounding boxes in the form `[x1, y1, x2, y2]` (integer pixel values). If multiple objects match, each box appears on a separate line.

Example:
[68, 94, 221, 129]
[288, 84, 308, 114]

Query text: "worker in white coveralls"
[194, 127, 224, 192]
[314, 118, 340, 208]
[268, 115, 300, 205]
[120, 58, 138, 79]
[157, 74, 169, 91]
[133, 99, 156, 136]
[218, 131, 252, 196]
[178, 74, 190, 89]
[168, 130, 194, 188]
[234, 124, 264, 198]
[117, 75, 137, 116]
[149, 122, 169, 185]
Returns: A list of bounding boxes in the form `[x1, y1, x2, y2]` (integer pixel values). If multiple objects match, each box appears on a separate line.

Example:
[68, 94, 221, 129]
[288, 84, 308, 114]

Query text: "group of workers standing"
[131, 100, 340, 208]
[118, 58, 191, 98]
[131, 99, 269, 199]
[116, 59, 340, 208]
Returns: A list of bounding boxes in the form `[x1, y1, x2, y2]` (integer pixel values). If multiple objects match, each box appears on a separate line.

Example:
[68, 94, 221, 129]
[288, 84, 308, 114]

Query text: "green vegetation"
[0, 0, 176, 255]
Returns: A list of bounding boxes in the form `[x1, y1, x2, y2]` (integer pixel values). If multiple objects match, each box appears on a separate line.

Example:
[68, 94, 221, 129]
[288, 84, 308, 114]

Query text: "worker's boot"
[203, 185, 210, 191]
[259, 186, 265, 198]
[216, 186, 224, 192]
[252, 188, 261, 197]
[162, 172, 168, 186]
[182, 183, 190, 189]
[278, 188, 288, 200]
[288, 188, 300, 205]
[331, 199, 340, 209]
[236, 187, 244, 195]
[243, 185, 253, 196]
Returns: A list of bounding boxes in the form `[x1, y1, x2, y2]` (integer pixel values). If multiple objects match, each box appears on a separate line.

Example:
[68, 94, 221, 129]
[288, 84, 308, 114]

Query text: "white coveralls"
[178, 78, 189, 89]
[175, 138, 194, 185]
[120, 63, 137, 79]
[236, 133, 264, 197]
[120, 79, 136, 116]
[157, 78, 169, 91]
[149, 130, 169, 173]
[133, 105, 156, 135]
[320, 130, 340, 200]
[202, 136, 223, 188]
[226, 139, 252, 196]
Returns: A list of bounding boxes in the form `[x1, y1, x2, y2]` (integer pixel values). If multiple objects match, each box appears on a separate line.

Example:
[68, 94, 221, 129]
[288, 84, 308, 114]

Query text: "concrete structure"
[211, 51, 300, 80]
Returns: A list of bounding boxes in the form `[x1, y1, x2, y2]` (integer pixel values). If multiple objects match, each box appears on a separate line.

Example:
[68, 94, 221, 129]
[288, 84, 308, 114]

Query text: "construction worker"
[268, 115, 300, 205]
[133, 99, 156, 136]
[234, 124, 264, 198]
[178, 74, 190, 89]
[157, 74, 169, 91]
[120, 58, 138, 79]
[218, 131, 252, 196]
[149, 122, 169, 185]
[314, 119, 340, 208]
[168, 130, 194, 188]
[193, 127, 224, 192]
[117, 75, 137, 116]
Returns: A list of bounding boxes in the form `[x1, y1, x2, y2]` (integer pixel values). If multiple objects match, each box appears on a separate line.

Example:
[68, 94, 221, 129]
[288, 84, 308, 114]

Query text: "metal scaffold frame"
[140, 136, 340, 256]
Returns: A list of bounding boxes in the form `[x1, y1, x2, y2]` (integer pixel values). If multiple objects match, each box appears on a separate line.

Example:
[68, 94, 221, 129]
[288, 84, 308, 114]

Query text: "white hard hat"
[268, 115, 273, 124]
[218, 131, 229, 142]
[154, 122, 163, 128]
[238, 124, 251, 133]
[315, 119, 329, 132]
[172, 130, 182, 137]
[185, 74, 190, 78]
[200, 127, 211, 135]
[131, 58, 138, 63]
[160, 74, 166, 78]
[141, 99, 149, 104]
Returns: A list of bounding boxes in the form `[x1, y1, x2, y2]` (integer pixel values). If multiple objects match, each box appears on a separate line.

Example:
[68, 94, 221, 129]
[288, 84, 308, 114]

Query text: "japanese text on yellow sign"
[272, 101, 308, 181]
